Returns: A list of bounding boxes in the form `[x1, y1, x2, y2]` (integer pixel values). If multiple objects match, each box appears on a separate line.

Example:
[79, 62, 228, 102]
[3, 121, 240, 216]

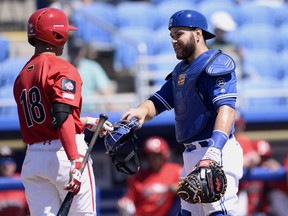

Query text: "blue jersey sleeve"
[148, 79, 174, 114]
[206, 71, 237, 109]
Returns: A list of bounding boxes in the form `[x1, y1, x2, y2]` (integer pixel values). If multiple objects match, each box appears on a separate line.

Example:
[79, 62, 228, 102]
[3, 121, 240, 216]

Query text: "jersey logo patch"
[62, 78, 76, 93]
[178, 74, 186, 86]
[216, 77, 226, 87]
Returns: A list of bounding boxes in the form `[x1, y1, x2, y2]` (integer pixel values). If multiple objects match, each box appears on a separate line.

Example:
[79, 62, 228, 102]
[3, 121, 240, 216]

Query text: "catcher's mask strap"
[112, 147, 140, 175]
[110, 132, 140, 175]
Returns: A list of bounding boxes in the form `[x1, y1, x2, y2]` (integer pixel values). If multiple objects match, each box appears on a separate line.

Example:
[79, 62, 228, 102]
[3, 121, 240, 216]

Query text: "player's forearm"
[214, 105, 235, 135]
[139, 100, 157, 121]
[205, 105, 235, 152]
[80, 116, 101, 127]
[121, 100, 157, 127]
[80, 116, 92, 126]
[57, 114, 79, 160]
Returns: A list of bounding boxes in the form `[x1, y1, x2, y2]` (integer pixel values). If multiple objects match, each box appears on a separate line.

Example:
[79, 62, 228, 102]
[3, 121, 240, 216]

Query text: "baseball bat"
[57, 113, 109, 216]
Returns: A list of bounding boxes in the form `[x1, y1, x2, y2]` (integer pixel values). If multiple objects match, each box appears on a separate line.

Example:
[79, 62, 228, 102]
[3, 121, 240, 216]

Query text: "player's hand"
[86, 117, 114, 137]
[117, 197, 136, 216]
[64, 158, 82, 195]
[202, 147, 221, 164]
[121, 107, 148, 129]
[177, 159, 227, 204]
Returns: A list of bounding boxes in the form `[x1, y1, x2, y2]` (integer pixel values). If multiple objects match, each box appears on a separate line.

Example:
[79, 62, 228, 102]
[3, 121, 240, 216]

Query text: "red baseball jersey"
[125, 162, 182, 216]
[13, 53, 84, 144]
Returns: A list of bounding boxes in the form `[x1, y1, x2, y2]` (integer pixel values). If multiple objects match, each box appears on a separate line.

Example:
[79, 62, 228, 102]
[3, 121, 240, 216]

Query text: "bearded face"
[171, 28, 197, 60]
[175, 33, 197, 60]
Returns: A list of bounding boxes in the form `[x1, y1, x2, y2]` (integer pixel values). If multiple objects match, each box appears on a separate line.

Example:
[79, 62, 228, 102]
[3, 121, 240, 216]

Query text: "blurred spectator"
[252, 140, 288, 216]
[253, 139, 278, 170]
[240, 139, 287, 216]
[67, 40, 117, 112]
[267, 154, 288, 216]
[234, 111, 261, 216]
[0, 146, 29, 216]
[245, 139, 274, 215]
[234, 111, 261, 169]
[117, 136, 182, 216]
[208, 11, 246, 79]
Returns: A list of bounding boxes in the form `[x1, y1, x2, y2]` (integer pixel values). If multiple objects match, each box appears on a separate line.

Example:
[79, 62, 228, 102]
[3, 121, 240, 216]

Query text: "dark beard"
[176, 35, 196, 60]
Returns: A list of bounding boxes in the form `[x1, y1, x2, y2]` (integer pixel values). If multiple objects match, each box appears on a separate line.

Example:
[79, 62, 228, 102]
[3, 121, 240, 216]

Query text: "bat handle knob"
[99, 113, 108, 121]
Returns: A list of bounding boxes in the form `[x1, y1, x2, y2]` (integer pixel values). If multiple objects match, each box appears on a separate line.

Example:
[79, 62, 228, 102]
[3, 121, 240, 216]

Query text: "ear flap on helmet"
[104, 119, 140, 175]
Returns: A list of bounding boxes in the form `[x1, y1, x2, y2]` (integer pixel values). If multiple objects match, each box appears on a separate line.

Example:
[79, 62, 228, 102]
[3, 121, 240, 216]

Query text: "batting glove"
[202, 147, 221, 164]
[64, 158, 82, 195]
[86, 117, 114, 137]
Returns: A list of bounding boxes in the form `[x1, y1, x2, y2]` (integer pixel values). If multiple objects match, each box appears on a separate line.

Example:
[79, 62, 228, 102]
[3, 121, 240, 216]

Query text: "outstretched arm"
[121, 100, 157, 128]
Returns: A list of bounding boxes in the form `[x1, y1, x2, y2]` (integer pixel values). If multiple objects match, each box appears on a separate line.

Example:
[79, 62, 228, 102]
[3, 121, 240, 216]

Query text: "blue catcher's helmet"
[104, 119, 140, 175]
[168, 10, 215, 40]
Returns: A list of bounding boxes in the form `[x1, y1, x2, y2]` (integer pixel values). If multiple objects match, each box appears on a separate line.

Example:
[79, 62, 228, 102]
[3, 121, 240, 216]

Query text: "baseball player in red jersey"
[13, 7, 113, 216]
[234, 112, 261, 169]
[234, 112, 261, 216]
[0, 146, 29, 216]
[117, 136, 182, 216]
[268, 155, 288, 216]
[251, 140, 288, 216]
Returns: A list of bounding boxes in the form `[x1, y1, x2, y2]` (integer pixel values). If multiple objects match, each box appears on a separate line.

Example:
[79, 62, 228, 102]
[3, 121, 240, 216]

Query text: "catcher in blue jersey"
[121, 10, 244, 216]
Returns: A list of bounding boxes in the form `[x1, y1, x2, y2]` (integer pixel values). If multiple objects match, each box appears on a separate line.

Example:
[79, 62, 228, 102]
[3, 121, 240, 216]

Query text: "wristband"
[208, 130, 228, 150]
[86, 117, 99, 125]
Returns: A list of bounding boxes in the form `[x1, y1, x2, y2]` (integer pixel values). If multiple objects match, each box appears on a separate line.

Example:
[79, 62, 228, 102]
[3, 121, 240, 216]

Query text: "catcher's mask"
[104, 119, 140, 175]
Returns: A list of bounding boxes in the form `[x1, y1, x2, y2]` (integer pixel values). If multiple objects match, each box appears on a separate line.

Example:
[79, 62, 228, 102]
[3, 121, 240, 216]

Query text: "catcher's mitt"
[177, 159, 227, 204]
